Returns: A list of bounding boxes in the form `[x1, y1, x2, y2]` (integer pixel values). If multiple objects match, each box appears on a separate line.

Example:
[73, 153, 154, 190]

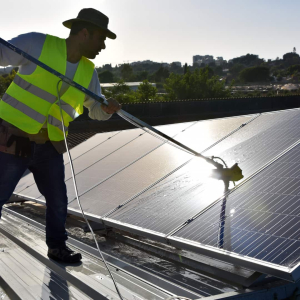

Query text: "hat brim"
[63, 18, 116, 40]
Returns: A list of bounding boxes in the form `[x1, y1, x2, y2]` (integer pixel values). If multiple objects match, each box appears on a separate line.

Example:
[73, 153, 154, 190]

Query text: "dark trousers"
[0, 141, 68, 248]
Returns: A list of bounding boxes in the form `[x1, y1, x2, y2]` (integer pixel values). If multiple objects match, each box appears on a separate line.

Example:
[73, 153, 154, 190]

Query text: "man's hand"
[101, 98, 122, 114]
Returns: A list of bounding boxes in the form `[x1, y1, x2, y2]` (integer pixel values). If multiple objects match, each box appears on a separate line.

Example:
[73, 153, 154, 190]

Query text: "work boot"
[48, 245, 82, 263]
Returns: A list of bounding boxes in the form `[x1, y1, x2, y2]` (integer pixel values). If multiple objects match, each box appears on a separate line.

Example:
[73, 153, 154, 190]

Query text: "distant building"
[215, 57, 225, 66]
[101, 82, 156, 92]
[193, 55, 214, 66]
[130, 60, 154, 65]
[193, 55, 203, 64]
[0, 66, 14, 75]
[172, 61, 182, 67]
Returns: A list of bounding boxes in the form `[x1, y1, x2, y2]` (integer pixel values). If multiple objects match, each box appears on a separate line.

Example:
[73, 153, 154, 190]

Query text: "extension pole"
[0, 37, 222, 168]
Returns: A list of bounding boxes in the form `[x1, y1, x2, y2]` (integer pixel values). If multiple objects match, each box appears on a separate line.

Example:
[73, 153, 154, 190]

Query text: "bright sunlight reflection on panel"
[109, 156, 225, 235]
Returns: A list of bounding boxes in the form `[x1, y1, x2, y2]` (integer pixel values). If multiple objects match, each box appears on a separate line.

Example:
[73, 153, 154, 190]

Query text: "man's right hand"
[101, 98, 122, 114]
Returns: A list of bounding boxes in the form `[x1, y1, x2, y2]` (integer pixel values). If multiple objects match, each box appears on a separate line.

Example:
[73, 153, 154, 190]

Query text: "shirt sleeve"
[0, 33, 42, 67]
[83, 69, 112, 121]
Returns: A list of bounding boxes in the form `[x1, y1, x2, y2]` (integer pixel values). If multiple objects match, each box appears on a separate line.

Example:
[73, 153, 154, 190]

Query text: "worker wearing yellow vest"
[0, 8, 121, 263]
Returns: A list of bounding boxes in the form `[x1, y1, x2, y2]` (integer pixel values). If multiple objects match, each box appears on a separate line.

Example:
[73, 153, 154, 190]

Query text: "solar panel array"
[15, 115, 253, 217]
[107, 109, 300, 236]
[172, 143, 300, 270]
[12, 108, 300, 279]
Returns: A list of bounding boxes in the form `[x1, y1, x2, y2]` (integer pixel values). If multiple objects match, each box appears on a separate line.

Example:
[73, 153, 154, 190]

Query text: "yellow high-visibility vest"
[0, 34, 94, 141]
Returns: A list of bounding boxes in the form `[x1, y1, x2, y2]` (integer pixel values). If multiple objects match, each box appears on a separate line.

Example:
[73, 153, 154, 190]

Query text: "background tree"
[136, 80, 157, 101]
[183, 63, 188, 74]
[170, 62, 183, 74]
[135, 70, 149, 81]
[150, 66, 170, 83]
[0, 69, 17, 97]
[229, 64, 244, 76]
[231, 54, 263, 67]
[98, 70, 114, 83]
[120, 63, 134, 81]
[283, 52, 300, 61]
[102, 80, 137, 104]
[214, 65, 224, 76]
[239, 66, 270, 83]
[102, 64, 113, 71]
[164, 66, 230, 100]
[287, 64, 300, 76]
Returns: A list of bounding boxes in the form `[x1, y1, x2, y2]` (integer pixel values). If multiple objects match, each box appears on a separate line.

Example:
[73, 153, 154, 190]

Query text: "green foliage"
[283, 52, 300, 61]
[150, 66, 170, 83]
[170, 62, 183, 74]
[0, 70, 17, 97]
[101, 80, 138, 104]
[229, 64, 244, 76]
[288, 65, 300, 76]
[239, 66, 270, 83]
[135, 70, 149, 81]
[120, 63, 133, 81]
[136, 80, 157, 102]
[98, 70, 114, 83]
[102, 64, 113, 71]
[214, 66, 223, 76]
[230, 54, 263, 67]
[164, 67, 230, 100]
[183, 63, 188, 74]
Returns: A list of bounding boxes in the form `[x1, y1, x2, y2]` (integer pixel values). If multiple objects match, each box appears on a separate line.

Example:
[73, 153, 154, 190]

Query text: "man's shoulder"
[12, 32, 47, 47]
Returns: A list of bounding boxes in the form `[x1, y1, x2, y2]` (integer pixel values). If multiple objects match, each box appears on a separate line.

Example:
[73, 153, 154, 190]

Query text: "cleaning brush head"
[211, 163, 244, 183]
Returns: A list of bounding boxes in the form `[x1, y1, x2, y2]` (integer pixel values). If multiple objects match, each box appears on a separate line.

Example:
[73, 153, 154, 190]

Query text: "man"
[0, 8, 121, 262]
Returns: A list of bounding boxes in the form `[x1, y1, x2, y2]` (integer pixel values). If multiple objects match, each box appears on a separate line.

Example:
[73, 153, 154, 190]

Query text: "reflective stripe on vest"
[48, 115, 68, 132]
[55, 100, 78, 119]
[0, 34, 94, 140]
[2, 93, 46, 124]
[14, 75, 57, 104]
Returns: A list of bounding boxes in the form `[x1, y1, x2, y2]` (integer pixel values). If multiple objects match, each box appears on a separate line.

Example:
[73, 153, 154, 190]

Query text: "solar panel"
[14, 131, 120, 194]
[170, 143, 300, 280]
[66, 115, 255, 217]
[106, 109, 300, 236]
[106, 158, 225, 234]
[11, 108, 300, 280]
[14, 122, 194, 203]
[205, 109, 300, 156]
[172, 115, 254, 153]
[68, 141, 193, 216]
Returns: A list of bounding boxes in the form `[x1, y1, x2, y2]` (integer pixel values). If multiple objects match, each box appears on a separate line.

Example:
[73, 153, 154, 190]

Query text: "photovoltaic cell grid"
[13, 115, 254, 219]
[13, 131, 121, 193]
[14, 122, 194, 202]
[107, 109, 300, 235]
[205, 108, 300, 179]
[173, 143, 300, 270]
[107, 158, 225, 234]
[67, 115, 254, 217]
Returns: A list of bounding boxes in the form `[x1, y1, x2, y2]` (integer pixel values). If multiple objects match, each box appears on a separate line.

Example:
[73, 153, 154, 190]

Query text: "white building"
[101, 82, 156, 92]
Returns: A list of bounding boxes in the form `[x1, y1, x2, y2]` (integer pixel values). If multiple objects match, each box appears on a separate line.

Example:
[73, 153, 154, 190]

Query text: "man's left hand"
[101, 98, 122, 114]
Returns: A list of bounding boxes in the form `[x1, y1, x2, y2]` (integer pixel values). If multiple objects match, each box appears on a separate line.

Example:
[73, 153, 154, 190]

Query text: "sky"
[1, 0, 300, 67]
